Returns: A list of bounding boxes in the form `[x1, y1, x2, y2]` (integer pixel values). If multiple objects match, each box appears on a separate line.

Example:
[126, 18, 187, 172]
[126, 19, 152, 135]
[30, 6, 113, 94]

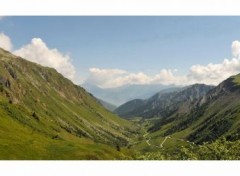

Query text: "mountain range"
[82, 82, 178, 106]
[115, 74, 240, 145]
[114, 84, 214, 119]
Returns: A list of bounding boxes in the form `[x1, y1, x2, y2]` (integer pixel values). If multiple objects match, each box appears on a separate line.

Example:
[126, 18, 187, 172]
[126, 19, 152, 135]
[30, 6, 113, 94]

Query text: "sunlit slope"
[0, 48, 136, 159]
[150, 74, 240, 144]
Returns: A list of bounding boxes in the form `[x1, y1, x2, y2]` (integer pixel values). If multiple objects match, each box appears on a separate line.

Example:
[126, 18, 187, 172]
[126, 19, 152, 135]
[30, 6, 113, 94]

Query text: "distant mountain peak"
[82, 82, 179, 106]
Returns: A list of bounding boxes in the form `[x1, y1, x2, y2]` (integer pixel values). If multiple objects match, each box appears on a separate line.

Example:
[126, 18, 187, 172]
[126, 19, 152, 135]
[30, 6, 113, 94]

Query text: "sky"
[1, 16, 240, 88]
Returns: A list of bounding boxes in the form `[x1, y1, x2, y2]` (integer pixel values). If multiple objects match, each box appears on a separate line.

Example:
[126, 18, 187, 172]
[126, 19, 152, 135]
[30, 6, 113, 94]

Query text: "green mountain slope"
[0, 48, 137, 159]
[186, 74, 240, 143]
[146, 74, 240, 146]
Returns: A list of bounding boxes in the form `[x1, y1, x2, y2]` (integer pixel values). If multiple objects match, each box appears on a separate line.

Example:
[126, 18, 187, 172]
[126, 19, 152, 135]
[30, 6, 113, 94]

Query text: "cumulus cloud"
[85, 68, 127, 87]
[0, 33, 13, 51]
[151, 69, 187, 85]
[0, 32, 76, 82]
[14, 38, 76, 81]
[85, 68, 187, 88]
[85, 40, 240, 88]
[187, 40, 240, 85]
[232, 40, 240, 58]
[188, 58, 240, 85]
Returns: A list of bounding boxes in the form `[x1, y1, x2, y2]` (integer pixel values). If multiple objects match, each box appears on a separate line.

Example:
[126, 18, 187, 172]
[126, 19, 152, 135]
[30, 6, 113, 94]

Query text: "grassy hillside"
[128, 75, 240, 160]
[140, 74, 240, 150]
[0, 48, 138, 159]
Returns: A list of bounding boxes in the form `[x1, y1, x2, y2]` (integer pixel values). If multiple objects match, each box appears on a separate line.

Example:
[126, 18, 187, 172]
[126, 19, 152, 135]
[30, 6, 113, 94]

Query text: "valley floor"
[128, 119, 240, 160]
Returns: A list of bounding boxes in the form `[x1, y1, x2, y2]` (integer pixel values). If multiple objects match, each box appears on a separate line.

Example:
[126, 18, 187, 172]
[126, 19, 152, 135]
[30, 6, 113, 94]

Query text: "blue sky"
[1, 16, 240, 87]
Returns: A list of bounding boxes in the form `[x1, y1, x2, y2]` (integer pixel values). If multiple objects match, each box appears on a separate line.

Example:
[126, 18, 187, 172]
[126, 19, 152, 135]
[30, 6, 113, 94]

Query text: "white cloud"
[187, 40, 240, 85]
[85, 40, 240, 88]
[85, 68, 127, 87]
[85, 68, 187, 88]
[188, 58, 240, 85]
[151, 69, 187, 85]
[232, 40, 240, 58]
[0, 33, 13, 51]
[0, 33, 76, 82]
[14, 38, 76, 81]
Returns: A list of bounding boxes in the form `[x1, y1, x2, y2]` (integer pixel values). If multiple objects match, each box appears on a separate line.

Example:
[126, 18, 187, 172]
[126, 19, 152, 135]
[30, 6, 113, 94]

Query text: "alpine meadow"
[1, 16, 240, 160]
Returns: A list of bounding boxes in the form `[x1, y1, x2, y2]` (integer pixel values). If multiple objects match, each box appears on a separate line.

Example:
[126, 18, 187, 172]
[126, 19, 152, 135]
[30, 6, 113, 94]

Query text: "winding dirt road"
[143, 133, 194, 148]
[160, 136, 171, 148]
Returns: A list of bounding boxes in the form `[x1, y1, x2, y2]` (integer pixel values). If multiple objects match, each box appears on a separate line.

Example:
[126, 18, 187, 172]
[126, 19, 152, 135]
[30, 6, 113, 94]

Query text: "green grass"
[0, 48, 138, 159]
[0, 105, 134, 160]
